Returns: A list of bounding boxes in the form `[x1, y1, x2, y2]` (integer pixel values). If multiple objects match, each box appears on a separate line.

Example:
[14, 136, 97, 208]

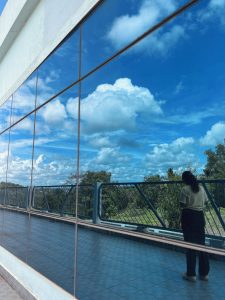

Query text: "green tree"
[203, 141, 225, 208]
[143, 170, 181, 229]
[66, 170, 111, 185]
[204, 141, 225, 179]
[66, 171, 112, 219]
[154, 169, 181, 229]
[80, 170, 111, 184]
[143, 174, 161, 209]
[167, 168, 181, 181]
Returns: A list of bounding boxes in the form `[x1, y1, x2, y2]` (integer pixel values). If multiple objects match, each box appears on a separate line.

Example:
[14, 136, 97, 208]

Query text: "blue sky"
[0, 0, 225, 185]
[0, 0, 7, 15]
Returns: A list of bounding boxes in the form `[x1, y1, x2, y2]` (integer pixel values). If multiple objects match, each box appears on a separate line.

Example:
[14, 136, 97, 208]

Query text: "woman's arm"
[179, 189, 188, 208]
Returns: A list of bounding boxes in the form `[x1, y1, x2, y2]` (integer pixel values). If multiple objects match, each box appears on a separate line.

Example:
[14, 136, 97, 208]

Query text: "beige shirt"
[179, 185, 208, 211]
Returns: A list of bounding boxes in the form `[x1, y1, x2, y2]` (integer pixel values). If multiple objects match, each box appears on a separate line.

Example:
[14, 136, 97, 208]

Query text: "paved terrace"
[0, 209, 225, 300]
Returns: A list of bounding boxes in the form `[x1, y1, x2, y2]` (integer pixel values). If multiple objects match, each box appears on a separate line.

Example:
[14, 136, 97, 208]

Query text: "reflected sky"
[79, 0, 225, 181]
[0, 0, 224, 184]
[0, 0, 7, 15]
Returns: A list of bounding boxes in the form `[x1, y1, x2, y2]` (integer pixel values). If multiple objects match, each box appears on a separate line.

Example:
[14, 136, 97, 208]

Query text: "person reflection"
[179, 171, 210, 282]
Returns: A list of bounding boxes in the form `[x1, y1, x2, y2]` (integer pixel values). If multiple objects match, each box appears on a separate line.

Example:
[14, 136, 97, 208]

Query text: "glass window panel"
[0, 131, 10, 204]
[0, 96, 12, 132]
[32, 86, 79, 187]
[37, 30, 80, 107]
[6, 115, 34, 187]
[81, 0, 188, 76]
[79, 0, 225, 245]
[26, 215, 75, 294]
[11, 72, 37, 126]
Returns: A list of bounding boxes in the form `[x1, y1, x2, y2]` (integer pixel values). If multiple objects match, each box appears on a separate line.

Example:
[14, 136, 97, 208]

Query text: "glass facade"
[0, 0, 225, 298]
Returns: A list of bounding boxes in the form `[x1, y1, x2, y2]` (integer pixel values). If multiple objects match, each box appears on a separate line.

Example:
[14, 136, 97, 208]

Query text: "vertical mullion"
[74, 24, 83, 297]
[29, 70, 39, 210]
[5, 95, 14, 205]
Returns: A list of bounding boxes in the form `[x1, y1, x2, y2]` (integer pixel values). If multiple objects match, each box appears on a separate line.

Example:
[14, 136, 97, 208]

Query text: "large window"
[0, 0, 225, 297]
[32, 86, 79, 186]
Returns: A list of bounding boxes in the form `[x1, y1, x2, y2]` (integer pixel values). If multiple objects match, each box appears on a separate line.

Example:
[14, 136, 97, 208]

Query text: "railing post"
[27, 186, 33, 210]
[93, 182, 101, 224]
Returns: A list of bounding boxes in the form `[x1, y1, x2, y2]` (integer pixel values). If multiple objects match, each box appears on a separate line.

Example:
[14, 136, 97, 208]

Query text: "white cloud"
[41, 99, 67, 125]
[200, 122, 225, 146]
[0, 71, 62, 132]
[11, 71, 60, 113]
[163, 104, 225, 125]
[199, 0, 225, 26]
[45, 70, 60, 84]
[12, 78, 36, 110]
[31, 154, 76, 185]
[89, 136, 112, 148]
[36, 154, 45, 166]
[79, 78, 163, 134]
[95, 147, 129, 165]
[5, 151, 76, 185]
[66, 97, 78, 119]
[107, 0, 185, 56]
[133, 24, 185, 56]
[174, 80, 184, 94]
[0, 150, 8, 162]
[146, 137, 196, 169]
[13, 118, 34, 132]
[108, 0, 176, 47]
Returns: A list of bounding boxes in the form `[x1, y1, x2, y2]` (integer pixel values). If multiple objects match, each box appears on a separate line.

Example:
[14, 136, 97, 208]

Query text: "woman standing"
[180, 171, 210, 282]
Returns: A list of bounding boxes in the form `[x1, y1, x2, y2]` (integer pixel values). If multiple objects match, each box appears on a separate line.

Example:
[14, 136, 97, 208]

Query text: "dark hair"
[182, 171, 199, 193]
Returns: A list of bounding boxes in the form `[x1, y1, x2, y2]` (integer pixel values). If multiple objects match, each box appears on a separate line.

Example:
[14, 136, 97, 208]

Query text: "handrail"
[1, 180, 224, 241]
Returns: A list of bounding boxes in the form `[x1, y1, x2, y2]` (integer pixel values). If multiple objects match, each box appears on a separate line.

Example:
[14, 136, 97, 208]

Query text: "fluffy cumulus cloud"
[13, 74, 54, 110]
[107, 0, 185, 56]
[14, 117, 34, 132]
[0, 71, 61, 132]
[95, 147, 129, 165]
[76, 78, 163, 134]
[66, 97, 78, 119]
[200, 122, 225, 146]
[89, 135, 113, 148]
[133, 24, 185, 56]
[41, 99, 67, 125]
[4, 152, 76, 186]
[31, 154, 76, 185]
[80, 146, 135, 181]
[146, 137, 196, 169]
[199, 0, 225, 26]
[0, 150, 8, 178]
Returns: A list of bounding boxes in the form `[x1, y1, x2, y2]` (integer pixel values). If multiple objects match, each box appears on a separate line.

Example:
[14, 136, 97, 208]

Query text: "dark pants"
[181, 209, 210, 277]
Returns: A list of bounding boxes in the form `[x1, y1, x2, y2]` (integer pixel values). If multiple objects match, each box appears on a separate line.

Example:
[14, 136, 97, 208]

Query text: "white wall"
[0, 0, 100, 106]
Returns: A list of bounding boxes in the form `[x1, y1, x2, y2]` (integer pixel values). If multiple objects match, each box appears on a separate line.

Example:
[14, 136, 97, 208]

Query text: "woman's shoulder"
[182, 185, 191, 191]
[181, 185, 192, 195]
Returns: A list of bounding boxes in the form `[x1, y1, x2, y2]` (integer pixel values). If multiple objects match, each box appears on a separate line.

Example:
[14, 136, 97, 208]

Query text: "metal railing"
[99, 180, 225, 239]
[32, 184, 94, 219]
[0, 186, 29, 208]
[0, 180, 225, 240]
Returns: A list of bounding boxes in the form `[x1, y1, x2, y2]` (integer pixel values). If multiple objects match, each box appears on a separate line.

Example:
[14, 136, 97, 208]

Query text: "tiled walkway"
[0, 275, 23, 300]
[1, 209, 225, 300]
[76, 230, 225, 300]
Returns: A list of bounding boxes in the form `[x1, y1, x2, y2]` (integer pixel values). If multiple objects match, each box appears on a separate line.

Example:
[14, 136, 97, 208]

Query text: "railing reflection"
[0, 180, 225, 241]
[100, 180, 225, 238]
[0, 186, 29, 208]
[32, 184, 94, 219]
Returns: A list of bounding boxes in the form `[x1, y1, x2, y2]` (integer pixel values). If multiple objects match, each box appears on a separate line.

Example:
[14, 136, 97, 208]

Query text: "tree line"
[1, 142, 224, 228]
